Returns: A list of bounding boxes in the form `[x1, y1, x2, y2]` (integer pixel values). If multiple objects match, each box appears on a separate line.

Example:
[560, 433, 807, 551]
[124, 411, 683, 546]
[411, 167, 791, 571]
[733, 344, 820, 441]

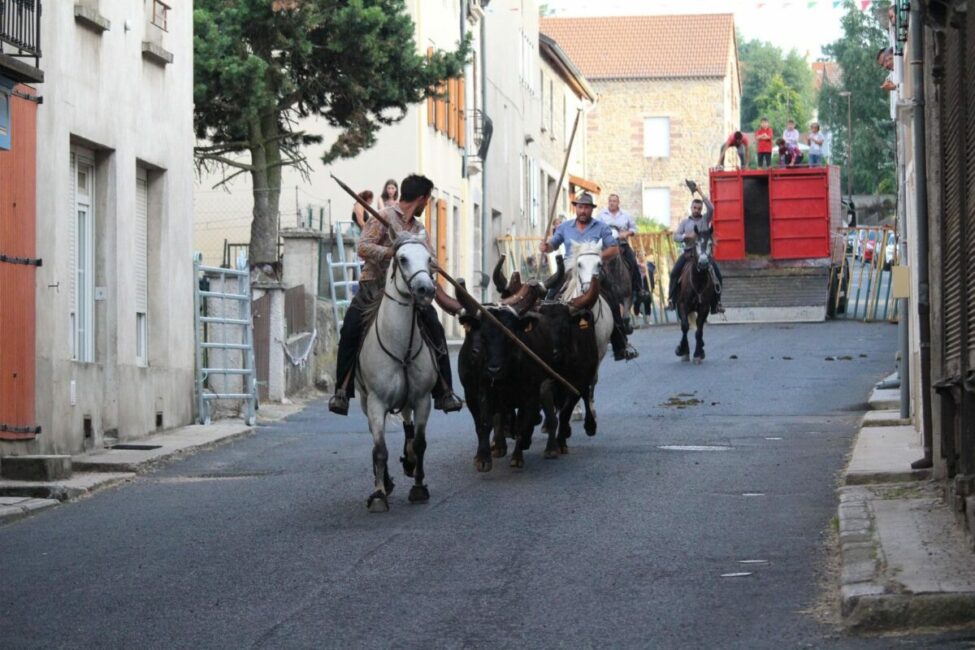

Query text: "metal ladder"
[326, 222, 362, 331]
[193, 254, 257, 426]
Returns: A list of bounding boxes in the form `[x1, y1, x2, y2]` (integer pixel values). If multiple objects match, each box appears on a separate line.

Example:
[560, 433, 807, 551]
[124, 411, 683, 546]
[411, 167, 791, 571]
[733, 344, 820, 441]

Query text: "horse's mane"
[561, 240, 603, 299]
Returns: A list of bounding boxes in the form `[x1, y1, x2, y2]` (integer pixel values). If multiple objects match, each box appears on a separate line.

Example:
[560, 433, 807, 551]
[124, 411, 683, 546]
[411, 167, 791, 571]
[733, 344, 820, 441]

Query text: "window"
[0, 81, 10, 151]
[643, 117, 671, 158]
[642, 187, 671, 227]
[71, 150, 96, 362]
[135, 167, 149, 366]
[151, 0, 170, 31]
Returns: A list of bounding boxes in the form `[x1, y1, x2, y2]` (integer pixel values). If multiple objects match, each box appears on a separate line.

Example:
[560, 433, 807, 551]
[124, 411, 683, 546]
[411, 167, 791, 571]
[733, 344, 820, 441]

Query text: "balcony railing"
[0, 0, 41, 61]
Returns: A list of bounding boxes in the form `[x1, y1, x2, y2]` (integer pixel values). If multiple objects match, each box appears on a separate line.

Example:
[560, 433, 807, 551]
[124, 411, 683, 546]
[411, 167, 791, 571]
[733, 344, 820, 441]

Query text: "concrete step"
[845, 425, 929, 485]
[861, 409, 909, 428]
[868, 387, 901, 411]
[0, 455, 72, 482]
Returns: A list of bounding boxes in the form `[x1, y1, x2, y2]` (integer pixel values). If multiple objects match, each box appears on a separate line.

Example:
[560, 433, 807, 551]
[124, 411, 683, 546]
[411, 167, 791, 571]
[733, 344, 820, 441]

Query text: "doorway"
[743, 176, 770, 255]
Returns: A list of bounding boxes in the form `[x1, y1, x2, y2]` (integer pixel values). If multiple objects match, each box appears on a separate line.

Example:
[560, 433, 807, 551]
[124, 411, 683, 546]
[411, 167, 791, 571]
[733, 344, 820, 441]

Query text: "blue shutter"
[0, 77, 13, 151]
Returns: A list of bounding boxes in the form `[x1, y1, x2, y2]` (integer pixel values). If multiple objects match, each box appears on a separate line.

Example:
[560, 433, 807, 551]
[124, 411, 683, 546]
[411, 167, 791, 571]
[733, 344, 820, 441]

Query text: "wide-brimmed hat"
[572, 192, 597, 207]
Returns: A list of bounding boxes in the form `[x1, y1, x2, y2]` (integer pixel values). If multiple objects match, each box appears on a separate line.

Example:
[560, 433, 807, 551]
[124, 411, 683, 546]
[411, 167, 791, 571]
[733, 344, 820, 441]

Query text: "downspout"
[480, 13, 490, 302]
[910, 1, 933, 468]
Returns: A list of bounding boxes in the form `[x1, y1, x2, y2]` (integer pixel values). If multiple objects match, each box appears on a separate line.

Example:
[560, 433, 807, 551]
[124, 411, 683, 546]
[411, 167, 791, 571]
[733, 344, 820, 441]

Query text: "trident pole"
[330, 174, 580, 397]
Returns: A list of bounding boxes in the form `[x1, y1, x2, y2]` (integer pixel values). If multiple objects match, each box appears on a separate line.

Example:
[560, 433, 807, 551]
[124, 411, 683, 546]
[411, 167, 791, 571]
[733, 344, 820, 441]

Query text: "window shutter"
[436, 82, 446, 132]
[68, 152, 77, 320]
[942, 28, 964, 372]
[426, 48, 435, 127]
[965, 11, 975, 370]
[447, 78, 457, 141]
[135, 168, 149, 314]
[458, 78, 466, 149]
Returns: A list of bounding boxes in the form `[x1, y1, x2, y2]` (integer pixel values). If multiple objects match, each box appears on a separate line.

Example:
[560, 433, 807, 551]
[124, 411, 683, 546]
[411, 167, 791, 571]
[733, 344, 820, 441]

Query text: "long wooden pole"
[543, 107, 582, 240]
[331, 174, 580, 397]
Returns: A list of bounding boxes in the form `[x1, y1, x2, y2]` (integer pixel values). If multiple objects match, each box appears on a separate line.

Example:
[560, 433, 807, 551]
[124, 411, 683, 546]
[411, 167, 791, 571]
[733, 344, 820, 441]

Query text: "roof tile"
[540, 14, 736, 80]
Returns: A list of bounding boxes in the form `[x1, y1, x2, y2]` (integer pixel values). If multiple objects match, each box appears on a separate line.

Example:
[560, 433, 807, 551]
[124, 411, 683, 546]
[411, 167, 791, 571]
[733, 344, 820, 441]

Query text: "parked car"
[856, 230, 878, 262]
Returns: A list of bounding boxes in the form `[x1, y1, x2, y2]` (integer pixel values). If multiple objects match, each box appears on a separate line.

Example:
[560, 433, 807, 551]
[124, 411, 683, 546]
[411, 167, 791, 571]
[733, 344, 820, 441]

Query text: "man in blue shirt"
[541, 193, 638, 361]
[597, 193, 646, 299]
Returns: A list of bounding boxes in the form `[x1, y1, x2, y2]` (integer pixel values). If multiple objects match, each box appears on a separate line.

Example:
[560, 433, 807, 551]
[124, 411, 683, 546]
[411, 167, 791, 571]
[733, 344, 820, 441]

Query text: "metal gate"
[193, 256, 257, 425]
[0, 85, 39, 440]
[828, 226, 899, 322]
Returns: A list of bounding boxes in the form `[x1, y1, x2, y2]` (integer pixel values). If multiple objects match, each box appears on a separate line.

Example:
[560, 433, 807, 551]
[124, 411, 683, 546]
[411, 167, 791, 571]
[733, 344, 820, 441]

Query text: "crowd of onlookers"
[718, 118, 827, 170]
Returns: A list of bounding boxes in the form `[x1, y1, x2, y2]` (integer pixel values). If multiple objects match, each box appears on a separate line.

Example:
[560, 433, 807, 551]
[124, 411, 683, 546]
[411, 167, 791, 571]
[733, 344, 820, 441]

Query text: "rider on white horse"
[540, 192, 638, 361]
[329, 175, 464, 416]
[667, 180, 725, 314]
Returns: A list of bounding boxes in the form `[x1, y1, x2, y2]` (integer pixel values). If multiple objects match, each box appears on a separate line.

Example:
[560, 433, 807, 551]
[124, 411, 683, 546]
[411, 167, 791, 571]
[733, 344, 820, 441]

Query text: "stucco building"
[540, 14, 740, 228]
[1, 1, 195, 457]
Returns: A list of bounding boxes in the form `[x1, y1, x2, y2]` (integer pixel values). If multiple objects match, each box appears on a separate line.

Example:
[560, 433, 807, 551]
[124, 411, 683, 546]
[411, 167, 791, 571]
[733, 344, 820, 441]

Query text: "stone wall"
[586, 77, 730, 227]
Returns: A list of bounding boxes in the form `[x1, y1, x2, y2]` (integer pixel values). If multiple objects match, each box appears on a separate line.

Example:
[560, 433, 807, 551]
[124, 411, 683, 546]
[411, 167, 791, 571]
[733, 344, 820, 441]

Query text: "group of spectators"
[350, 178, 401, 233]
[719, 118, 827, 170]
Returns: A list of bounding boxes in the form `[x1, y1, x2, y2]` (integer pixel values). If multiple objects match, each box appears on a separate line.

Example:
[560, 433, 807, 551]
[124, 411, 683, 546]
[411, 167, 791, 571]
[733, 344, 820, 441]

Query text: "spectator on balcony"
[351, 190, 374, 234]
[378, 179, 399, 209]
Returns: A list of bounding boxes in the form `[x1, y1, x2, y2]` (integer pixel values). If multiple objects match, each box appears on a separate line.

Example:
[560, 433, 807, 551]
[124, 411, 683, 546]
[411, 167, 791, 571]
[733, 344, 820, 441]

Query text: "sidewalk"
[0, 419, 254, 526]
[838, 373, 975, 631]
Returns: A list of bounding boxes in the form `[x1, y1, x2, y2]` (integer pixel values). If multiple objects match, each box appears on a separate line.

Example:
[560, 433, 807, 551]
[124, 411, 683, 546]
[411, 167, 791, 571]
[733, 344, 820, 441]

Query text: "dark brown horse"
[675, 225, 718, 364]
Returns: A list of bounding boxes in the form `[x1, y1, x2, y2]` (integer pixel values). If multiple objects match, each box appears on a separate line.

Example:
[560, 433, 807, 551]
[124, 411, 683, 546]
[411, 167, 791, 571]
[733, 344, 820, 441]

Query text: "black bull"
[458, 286, 600, 472]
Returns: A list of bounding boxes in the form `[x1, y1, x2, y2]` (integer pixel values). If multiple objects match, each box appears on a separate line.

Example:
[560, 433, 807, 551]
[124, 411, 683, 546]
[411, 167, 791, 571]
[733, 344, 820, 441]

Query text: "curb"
[838, 485, 975, 631]
[0, 497, 59, 526]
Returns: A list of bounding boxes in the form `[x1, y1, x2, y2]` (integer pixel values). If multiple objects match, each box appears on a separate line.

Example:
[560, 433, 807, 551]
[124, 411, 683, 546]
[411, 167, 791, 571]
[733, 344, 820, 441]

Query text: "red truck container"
[709, 165, 843, 262]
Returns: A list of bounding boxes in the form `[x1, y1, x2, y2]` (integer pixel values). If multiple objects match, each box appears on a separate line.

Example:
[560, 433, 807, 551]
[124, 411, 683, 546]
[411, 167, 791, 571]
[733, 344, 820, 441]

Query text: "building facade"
[1, 0, 195, 457]
[540, 14, 740, 228]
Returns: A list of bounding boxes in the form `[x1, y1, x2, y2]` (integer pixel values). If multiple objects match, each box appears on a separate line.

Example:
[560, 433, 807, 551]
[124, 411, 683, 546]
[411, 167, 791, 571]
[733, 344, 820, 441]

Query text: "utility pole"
[839, 91, 853, 204]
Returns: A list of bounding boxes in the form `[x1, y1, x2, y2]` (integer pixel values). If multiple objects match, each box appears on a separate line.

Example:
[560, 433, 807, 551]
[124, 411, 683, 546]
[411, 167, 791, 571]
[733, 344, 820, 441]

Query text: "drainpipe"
[897, 119, 910, 420]
[909, 1, 933, 469]
[480, 14, 490, 302]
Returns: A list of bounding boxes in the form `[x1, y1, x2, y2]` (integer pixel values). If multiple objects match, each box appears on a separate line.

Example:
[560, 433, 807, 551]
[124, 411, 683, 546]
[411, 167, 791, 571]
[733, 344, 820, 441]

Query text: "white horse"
[558, 240, 615, 436]
[356, 235, 440, 512]
[561, 241, 614, 361]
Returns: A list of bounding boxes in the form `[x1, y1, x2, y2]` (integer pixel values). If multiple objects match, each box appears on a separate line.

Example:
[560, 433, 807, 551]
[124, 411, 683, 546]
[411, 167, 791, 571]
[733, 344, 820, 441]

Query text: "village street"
[0, 321, 970, 648]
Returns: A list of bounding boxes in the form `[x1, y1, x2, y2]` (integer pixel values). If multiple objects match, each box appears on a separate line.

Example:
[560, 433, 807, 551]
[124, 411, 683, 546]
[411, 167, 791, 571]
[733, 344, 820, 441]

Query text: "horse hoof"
[474, 457, 493, 473]
[543, 449, 559, 460]
[408, 485, 430, 503]
[491, 446, 507, 459]
[675, 346, 684, 357]
[584, 421, 597, 437]
[366, 492, 389, 513]
[681, 355, 690, 363]
[510, 456, 524, 468]
[559, 444, 569, 455]
[693, 357, 703, 365]
[400, 456, 415, 478]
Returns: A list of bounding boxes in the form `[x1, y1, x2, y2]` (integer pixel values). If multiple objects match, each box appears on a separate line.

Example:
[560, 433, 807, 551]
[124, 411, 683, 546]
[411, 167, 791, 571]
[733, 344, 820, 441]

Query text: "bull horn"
[569, 275, 601, 312]
[437, 287, 465, 316]
[500, 282, 539, 315]
[492, 256, 508, 295]
[544, 255, 565, 291]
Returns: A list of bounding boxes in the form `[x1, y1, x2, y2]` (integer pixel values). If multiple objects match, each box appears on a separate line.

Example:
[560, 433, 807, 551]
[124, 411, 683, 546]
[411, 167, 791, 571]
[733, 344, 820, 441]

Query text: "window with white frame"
[643, 117, 671, 158]
[642, 186, 671, 227]
[135, 167, 149, 366]
[71, 150, 96, 362]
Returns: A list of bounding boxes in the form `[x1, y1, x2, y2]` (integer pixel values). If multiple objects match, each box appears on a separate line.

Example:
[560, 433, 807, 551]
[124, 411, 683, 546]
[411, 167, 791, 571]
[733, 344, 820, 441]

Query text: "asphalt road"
[2, 321, 973, 649]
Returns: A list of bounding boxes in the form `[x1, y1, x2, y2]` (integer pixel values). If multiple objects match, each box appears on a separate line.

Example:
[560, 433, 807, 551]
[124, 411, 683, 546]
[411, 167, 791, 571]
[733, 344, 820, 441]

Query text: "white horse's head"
[389, 235, 436, 306]
[568, 240, 604, 293]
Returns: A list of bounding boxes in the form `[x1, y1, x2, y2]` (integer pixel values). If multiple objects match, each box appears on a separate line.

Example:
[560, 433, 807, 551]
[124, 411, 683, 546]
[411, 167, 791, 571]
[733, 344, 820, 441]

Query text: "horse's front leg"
[408, 396, 432, 503]
[365, 399, 392, 513]
[693, 313, 707, 364]
[676, 309, 691, 361]
[400, 407, 416, 478]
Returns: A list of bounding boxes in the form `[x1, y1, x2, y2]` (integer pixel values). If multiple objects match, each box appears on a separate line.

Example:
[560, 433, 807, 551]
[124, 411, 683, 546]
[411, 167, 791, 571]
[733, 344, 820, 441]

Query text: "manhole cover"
[657, 445, 733, 452]
[111, 444, 162, 450]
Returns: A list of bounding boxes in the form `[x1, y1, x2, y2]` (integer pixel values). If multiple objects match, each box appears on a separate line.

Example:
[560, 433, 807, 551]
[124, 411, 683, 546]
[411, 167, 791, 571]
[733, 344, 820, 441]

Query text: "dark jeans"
[668, 253, 723, 302]
[335, 280, 452, 398]
[619, 242, 643, 296]
[758, 152, 772, 168]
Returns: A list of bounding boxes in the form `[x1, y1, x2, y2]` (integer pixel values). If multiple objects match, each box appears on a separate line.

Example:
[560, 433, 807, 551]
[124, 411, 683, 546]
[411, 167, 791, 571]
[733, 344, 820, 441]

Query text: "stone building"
[1, 1, 196, 456]
[540, 14, 741, 228]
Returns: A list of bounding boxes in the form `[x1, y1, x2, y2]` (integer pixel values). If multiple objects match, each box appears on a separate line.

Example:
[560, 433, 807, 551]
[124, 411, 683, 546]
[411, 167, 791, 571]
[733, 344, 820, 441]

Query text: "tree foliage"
[738, 33, 816, 131]
[817, 0, 895, 195]
[194, 0, 469, 264]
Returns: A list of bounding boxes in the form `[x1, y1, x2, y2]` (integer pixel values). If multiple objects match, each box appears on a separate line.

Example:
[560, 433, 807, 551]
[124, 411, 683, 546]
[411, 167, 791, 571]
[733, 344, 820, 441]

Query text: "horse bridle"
[376, 240, 435, 414]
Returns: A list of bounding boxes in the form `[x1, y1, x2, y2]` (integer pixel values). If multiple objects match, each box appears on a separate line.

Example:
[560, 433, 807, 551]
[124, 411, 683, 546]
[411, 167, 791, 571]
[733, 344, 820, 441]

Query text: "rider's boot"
[611, 328, 639, 361]
[435, 392, 464, 413]
[666, 275, 678, 310]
